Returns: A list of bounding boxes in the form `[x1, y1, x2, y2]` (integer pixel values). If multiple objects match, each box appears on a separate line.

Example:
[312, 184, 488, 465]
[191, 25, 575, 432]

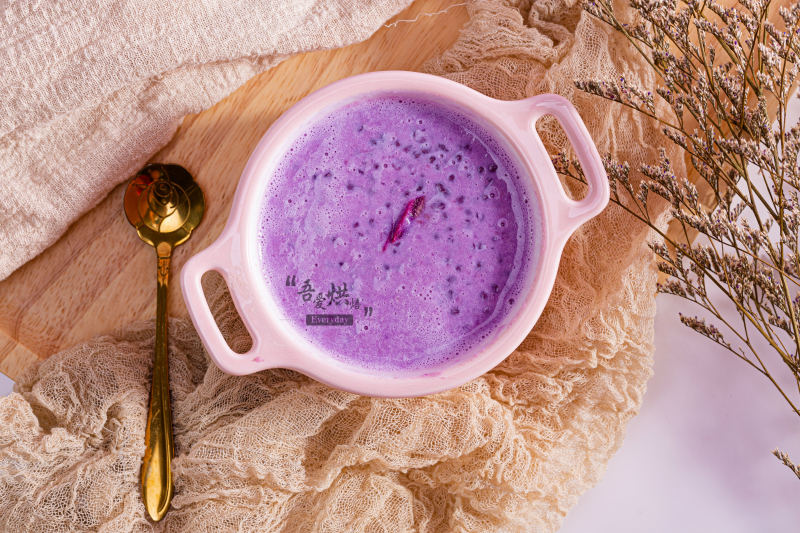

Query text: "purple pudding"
[258, 94, 536, 373]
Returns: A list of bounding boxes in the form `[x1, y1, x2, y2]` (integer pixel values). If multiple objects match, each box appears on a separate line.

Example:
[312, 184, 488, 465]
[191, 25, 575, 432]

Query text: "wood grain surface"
[0, 0, 469, 379]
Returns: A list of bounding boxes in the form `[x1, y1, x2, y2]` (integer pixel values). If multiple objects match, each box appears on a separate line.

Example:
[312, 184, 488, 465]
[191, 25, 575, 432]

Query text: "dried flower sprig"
[773, 449, 800, 479]
[561, 0, 800, 478]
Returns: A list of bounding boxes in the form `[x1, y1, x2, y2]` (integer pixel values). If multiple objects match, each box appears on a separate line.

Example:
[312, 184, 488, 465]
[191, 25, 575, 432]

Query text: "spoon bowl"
[124, 164, 204, 248]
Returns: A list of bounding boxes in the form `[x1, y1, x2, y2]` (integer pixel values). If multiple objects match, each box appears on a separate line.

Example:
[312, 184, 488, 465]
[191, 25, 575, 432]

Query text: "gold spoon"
[123, 163, 204, 521]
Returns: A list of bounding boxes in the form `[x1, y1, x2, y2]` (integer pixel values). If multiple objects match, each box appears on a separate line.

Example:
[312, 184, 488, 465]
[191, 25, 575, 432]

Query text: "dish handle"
[516, 94, 610, 240]
[180, 233, 269, 375]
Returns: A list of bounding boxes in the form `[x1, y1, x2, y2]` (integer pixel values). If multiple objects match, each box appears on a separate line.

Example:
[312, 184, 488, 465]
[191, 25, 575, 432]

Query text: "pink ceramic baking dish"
[181, 71, 608, 397]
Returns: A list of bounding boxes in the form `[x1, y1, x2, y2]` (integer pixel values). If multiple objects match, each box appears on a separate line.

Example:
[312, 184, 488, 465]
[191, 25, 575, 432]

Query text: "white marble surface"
[0, 372, 12, 397]
[561, 293, 800, 532]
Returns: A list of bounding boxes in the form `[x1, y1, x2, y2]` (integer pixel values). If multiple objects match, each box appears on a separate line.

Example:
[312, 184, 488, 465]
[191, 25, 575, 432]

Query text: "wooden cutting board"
[0, 0, 469, 380]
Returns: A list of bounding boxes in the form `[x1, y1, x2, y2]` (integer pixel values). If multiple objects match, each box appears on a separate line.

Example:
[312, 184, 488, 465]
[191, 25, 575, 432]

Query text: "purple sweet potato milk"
[258, 94, 537, 372]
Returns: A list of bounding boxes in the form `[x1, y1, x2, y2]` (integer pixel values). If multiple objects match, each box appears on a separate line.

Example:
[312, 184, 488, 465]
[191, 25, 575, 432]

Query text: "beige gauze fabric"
[0, 0, 683, 532]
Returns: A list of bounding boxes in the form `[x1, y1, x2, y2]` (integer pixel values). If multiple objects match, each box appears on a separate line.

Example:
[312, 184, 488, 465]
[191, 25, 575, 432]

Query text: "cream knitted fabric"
[0, 0, 414, 281]
[0, 0, 678, 531]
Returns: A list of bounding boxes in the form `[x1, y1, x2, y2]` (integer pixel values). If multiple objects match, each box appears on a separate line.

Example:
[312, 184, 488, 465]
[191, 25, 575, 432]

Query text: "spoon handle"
[141, 249, 175, 521]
